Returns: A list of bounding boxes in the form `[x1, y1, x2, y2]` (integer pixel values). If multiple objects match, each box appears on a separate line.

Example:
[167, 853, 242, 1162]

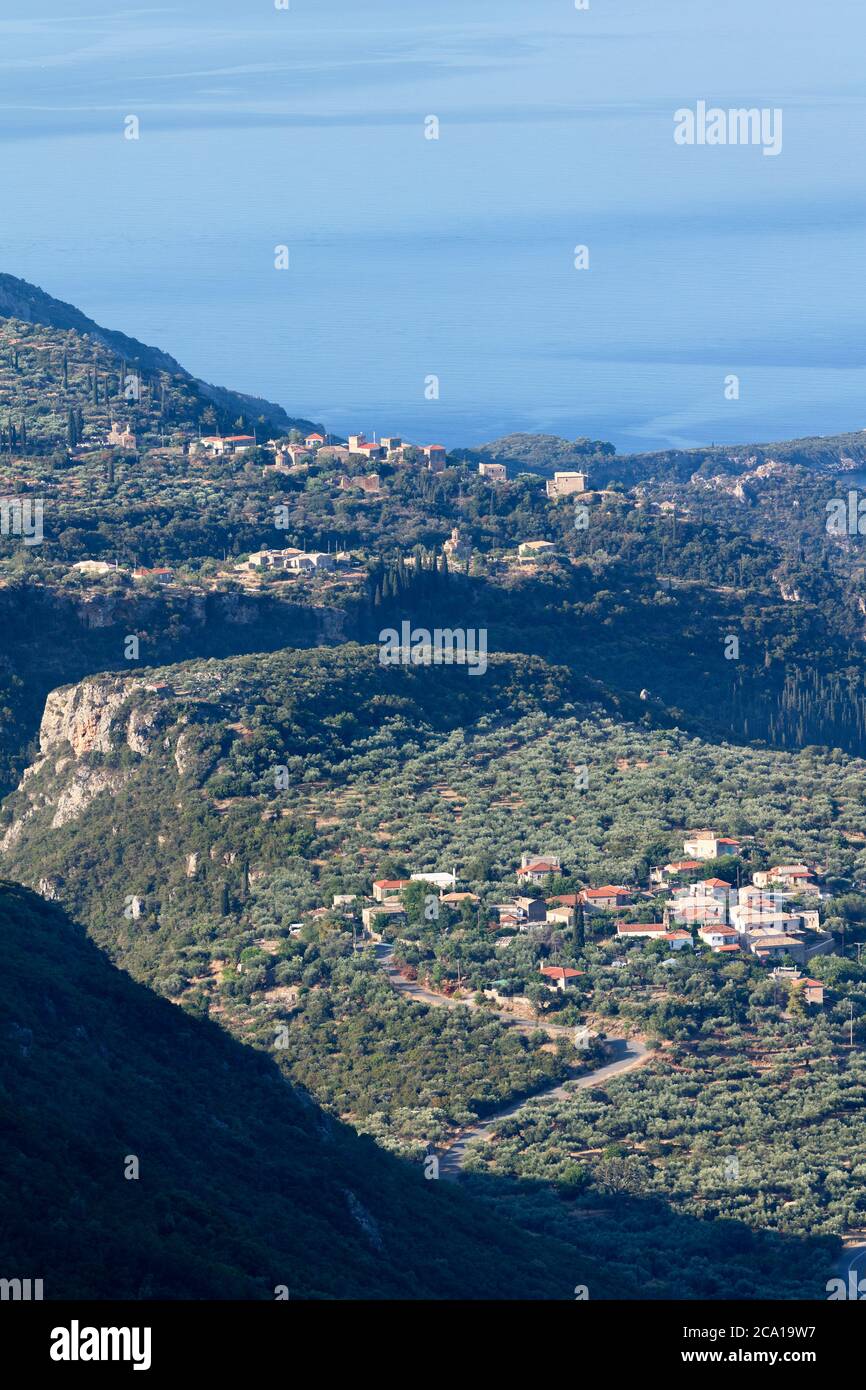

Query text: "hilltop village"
[52, 426, 592, 585]
[300, 829, 833, 1022]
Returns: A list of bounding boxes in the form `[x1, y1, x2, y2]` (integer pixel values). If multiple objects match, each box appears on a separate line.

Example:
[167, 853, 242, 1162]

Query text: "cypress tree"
[574, 900, 585, 952]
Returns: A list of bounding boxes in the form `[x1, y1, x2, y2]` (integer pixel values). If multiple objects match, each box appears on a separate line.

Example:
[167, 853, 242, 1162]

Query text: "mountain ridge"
[0, 272, 320, 436]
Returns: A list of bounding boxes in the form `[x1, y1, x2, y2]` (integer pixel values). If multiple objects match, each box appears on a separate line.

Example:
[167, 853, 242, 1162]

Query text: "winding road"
[372, 939, 650, 1177]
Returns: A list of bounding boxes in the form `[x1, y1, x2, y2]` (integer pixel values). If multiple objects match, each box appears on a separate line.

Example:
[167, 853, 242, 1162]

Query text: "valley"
[1, 277, 865, 1303]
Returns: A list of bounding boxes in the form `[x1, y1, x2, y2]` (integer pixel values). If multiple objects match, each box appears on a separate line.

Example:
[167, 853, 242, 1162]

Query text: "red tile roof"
[539, 966, 584, 981]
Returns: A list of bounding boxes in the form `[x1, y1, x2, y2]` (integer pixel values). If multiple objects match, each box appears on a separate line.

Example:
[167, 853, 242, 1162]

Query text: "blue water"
[2, 0, 866, 452]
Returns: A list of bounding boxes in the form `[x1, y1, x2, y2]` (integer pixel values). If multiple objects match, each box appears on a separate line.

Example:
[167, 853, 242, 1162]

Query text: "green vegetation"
[0, 273, 316, 447]
[0, 879, 632, 1300]
[4, 281, 866, 1301]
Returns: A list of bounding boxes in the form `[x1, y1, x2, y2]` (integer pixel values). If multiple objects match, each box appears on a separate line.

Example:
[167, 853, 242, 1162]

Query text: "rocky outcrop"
[50, 765, 127, 831]
[1, 675, 165, 849]
[37, 677, 162, 761]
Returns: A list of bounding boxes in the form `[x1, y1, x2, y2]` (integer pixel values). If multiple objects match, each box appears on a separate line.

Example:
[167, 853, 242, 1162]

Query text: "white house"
[200, 434, 256, 456]
[615, 922, 666, 940]
[730, 905, 804, 936]
[682, 830, 741, 860]
[410, 871, 457, 892]
[663, 930, 693, 951]
[539, 965, 584, 992]
[752, 865, 815, 891]
[371, 878, 410, 903]
[698, 924, 740, 952]
[670, 898, 727, 927]
[518, 861, 558, 886]
[520, 853, 561, 871]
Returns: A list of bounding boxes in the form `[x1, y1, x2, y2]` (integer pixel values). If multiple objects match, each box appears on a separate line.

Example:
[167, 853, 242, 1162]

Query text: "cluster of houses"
[236, 547, 338, 574]
[448, 836, 827, 978]
[331, 871, 478, 934]
[615, 829, 828, 968]
[310, 831, 831, 1007]
[304, 818, 832, 978]
[260, 431, 449, 474]
[190, 433, 258, 458]
[184, 429, 449, 473]
[69, 559, 174, 584]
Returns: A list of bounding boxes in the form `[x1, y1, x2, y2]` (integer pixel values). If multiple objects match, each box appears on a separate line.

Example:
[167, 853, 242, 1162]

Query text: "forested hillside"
[0, 273, 319, 449]
[3, 279, 866, 1304]
[0, 878, 632, 1300]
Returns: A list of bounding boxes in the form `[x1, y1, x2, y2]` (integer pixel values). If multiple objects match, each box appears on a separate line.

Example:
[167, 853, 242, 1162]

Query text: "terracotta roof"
[539, 966, 584, 980]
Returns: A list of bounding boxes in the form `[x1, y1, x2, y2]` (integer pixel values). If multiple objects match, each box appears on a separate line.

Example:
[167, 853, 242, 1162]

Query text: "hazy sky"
[1, 1, 865, 449]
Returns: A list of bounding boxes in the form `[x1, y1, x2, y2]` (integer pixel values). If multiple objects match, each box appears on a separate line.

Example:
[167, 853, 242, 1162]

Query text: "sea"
[2, 0, 866, 453]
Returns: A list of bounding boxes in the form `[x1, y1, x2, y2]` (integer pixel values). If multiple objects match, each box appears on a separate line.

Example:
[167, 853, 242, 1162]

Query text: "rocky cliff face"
[1, 675, 167, 851]
[37, 676, 158, 760]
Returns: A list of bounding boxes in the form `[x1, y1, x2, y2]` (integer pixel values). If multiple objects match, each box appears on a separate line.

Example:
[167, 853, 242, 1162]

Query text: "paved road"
[373, 939, 576, 1040]
[437, 1035, 650, 1178]
[372, 939, 650, 1178]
